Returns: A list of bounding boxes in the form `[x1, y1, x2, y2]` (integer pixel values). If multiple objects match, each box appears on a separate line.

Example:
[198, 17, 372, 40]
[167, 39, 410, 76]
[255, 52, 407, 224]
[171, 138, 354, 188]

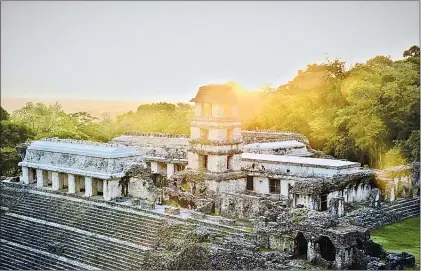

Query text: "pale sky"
[1, 1, 419, 102]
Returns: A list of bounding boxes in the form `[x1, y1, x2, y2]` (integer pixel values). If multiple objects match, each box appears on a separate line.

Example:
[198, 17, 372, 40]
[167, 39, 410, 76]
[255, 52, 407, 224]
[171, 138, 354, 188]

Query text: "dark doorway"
[294, 232, 308, 259]
[227, 155, 233, 170]
[199, 155, 208, 170]
[318, 236, 335, 261]
[246, 176, 254, 191]
[356, 238, 363, 249]
[321, 194, 328, 211]
[151, 173, 159, 187]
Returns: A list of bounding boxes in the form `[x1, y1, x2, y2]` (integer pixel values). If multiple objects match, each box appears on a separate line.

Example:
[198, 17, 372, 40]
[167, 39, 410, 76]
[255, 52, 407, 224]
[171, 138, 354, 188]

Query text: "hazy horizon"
[1, 1, 419, 102]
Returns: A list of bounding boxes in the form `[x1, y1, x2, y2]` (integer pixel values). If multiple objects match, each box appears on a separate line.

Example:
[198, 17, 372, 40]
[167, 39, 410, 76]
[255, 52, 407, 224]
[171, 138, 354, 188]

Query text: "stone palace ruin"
[1, 84, 419, 270]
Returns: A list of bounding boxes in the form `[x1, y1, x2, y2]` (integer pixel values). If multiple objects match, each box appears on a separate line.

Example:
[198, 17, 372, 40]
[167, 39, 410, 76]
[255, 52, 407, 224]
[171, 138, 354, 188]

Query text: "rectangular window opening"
[321, 194, 328, 211]
[246, 176, 254, 191]
[269, 179, 280, 194]
[227, 155, 233, 170]
[202, 103, 212, 117]
[199, 155, 208, 170]
[200, 128, 209, 141]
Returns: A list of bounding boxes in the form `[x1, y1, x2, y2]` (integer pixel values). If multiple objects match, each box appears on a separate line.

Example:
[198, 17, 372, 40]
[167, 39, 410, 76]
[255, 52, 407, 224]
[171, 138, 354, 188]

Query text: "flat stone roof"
[28, 140, 138, 158]
[242, 153, 361, 169]
[244, 140, 305, 150]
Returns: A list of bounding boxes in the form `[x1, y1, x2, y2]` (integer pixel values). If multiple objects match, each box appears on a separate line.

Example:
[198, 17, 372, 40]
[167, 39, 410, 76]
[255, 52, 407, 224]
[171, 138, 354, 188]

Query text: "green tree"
[0, 107, 35, 176]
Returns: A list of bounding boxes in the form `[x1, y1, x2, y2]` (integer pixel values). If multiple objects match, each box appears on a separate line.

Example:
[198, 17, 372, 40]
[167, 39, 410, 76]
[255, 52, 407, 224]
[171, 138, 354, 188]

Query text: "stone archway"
[294, 232, 308, 259]
[318, 236, 336, 261]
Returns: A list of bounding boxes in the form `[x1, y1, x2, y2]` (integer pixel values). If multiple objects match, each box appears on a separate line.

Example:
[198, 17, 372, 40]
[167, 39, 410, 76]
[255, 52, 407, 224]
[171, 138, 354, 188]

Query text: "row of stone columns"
[21, 166, 120, 200]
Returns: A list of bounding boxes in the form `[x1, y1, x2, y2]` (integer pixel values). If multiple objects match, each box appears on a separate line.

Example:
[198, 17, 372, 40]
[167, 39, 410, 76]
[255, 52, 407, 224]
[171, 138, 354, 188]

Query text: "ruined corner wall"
[129, 178, 160, 202]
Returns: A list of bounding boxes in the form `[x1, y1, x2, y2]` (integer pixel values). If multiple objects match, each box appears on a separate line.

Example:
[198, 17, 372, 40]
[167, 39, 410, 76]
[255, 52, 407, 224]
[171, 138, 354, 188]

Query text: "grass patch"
[210, 207, 219, 216]
[233, 226, 253, 233]
[370, 216, 420, 265]
[181, 182, 191, 191]
[259, 247, 274, 252]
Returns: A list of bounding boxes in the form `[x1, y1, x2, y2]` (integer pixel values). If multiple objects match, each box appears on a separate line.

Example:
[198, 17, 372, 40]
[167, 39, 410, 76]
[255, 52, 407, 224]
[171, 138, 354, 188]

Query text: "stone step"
[1, 226, 143, 270]
[2, 205, 159, 245]
[0, 216, 147, 270]
[382, 198, 420, 209]
[0, 241, 86, 270]
[1, 224, 147, 268]
[0, 216, 149, 257]
[1, 185, 164, 219]
[1, 193, 162, 244]
[0, 186, 163, 222]
[1, 191, 163, 226]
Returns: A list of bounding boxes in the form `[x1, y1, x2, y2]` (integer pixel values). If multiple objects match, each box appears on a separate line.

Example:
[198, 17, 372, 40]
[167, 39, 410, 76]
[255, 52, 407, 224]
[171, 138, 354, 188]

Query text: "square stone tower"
[188, 84, 243, 174]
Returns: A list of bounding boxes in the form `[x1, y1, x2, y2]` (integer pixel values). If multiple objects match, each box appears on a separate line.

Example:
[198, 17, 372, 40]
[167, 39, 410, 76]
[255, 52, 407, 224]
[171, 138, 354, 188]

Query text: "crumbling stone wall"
[216, 192, 285, 219]
[145, 220, 292, 270]
[206, 178, 246, 194]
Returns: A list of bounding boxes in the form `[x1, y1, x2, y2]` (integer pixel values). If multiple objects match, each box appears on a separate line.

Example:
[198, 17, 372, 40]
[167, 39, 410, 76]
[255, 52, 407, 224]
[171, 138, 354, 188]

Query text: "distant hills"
[1, 98, 151, 119]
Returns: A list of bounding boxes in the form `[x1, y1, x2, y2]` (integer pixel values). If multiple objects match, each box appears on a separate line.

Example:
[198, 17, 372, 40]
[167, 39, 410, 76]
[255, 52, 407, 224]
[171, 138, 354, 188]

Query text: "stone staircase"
[381, 197, 420, 219]
[1, 185, 163, 247]
[0, 183, 165, 270]
[0, 181, 258, 270]
[339, 197, 420, 230]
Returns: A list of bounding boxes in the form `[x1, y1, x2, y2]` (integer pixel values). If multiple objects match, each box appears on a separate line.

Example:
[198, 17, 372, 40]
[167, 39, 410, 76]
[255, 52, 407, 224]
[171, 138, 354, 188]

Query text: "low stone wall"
[338, 197, 420, 230]
[242, 130, 310, 145]
[123, 131, 189, 138]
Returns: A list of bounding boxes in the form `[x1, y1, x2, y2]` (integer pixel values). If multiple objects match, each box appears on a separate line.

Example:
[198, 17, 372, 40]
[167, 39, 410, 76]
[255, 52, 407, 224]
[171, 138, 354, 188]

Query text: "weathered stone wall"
[206, 178, 246, 194]
[208, 154, 227, 172]
[128, 178, 159, 201]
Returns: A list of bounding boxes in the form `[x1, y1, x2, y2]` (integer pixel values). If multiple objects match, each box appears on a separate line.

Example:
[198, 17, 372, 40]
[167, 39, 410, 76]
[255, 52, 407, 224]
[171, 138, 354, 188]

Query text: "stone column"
[22, 167, 29, 184]
[390, 186, 395, 202]
[167, 163, 175, 178]
[103, 180, 110, 200]
[109, 179, 121, 200]
[85, 176, 93, 197]
[151, 162, 158, 173]
[337, 197, 344, 217]
[68, 174, 80, 194]
[307, 240, 317, 263]
[36, 169, 48, 188]
[51, 172, 63, 190]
